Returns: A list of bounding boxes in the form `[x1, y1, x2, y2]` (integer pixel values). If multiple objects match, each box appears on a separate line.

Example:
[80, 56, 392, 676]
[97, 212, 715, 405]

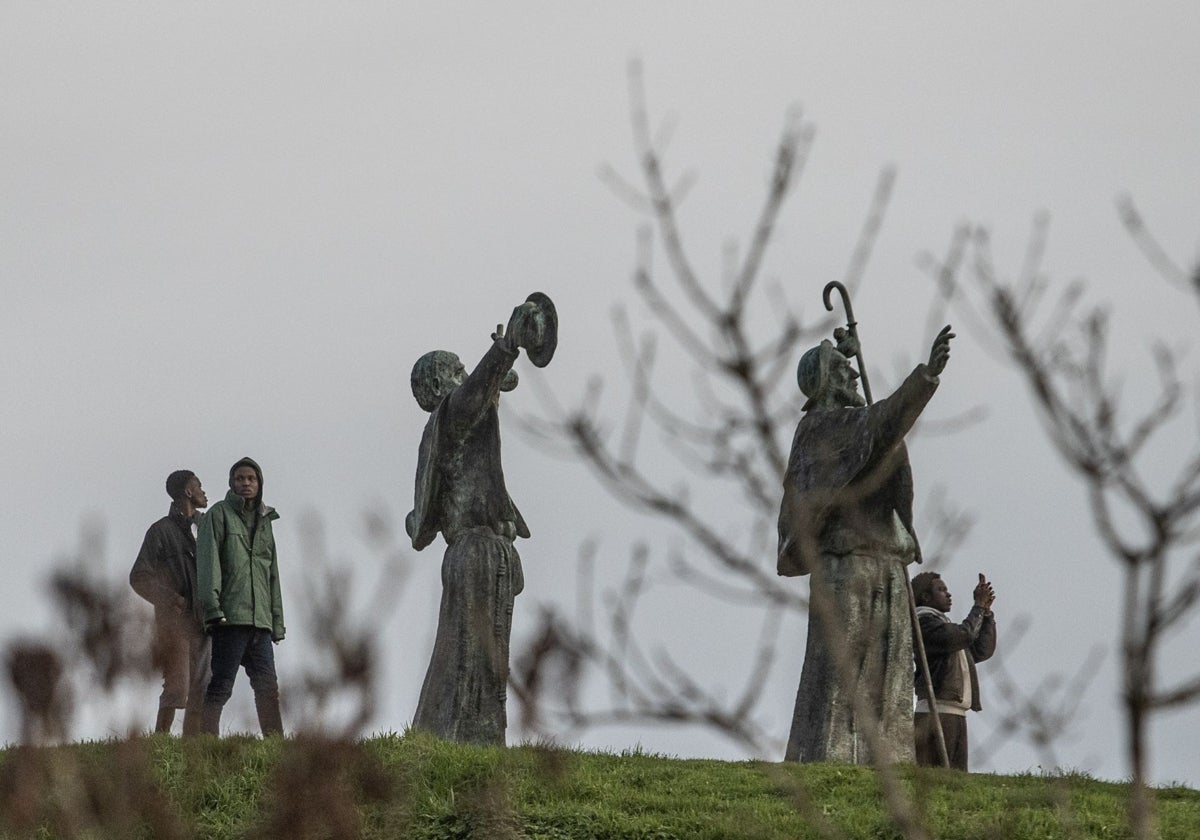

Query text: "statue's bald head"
[411, 350, 465, 412]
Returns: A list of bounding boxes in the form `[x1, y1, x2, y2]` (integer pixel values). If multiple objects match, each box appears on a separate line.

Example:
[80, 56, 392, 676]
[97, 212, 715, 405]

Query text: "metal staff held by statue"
[820, 279, 949, 770]
[822, 281, 872, 404]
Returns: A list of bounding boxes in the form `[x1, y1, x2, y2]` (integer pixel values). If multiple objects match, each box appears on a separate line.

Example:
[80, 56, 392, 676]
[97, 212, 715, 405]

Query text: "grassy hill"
[1, 733, 1197, 839]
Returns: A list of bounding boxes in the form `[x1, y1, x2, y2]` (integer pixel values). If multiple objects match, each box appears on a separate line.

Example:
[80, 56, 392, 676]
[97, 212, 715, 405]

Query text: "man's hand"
[973, 572, 995, 611]
[927, 325, 955, 376]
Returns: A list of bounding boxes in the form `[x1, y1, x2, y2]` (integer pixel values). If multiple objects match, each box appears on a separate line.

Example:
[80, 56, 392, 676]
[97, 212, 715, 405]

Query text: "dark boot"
[181, 704, 202, 737]
[255, 694, 283, 737]
[200, 701, 222, 736]
[154, 707, 175, 734]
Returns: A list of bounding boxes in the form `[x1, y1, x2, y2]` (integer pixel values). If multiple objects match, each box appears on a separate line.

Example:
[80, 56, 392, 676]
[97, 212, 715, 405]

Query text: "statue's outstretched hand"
[927, 325, 955, 376]
[500, 302, 535, 352]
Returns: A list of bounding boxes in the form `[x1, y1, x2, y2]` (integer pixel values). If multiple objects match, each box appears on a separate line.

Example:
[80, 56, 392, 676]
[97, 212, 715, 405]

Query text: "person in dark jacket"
[130, 469, 210, 735]
[911, 571, 997, 770]
[196, 457, 285, 736]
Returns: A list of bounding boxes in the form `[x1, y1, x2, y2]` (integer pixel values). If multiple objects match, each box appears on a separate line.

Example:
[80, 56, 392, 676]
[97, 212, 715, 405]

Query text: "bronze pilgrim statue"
[406, 293, 557, 745]
[778, 282, 954, 764]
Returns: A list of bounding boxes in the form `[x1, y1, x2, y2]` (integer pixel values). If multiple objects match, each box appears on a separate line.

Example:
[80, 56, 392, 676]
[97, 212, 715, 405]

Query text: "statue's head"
[411, 350, 467, 412]
[797, 340, 865, 411]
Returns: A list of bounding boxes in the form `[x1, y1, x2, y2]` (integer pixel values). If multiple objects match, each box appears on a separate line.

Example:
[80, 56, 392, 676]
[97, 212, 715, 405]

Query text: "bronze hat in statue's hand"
[506, 291, 558, 368]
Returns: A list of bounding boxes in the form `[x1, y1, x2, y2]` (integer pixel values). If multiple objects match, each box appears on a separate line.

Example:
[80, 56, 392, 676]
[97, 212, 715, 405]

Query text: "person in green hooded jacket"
[196, 456, 285, 736]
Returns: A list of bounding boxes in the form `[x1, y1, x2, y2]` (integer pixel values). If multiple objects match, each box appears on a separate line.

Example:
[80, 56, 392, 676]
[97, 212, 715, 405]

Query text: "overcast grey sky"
[2, 3, 1198, 785]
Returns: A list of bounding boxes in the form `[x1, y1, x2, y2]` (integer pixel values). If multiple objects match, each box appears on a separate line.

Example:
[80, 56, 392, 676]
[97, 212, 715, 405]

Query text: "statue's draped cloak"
[778, 365, 938, 764]
[408, 342, 530, 552]
[408, 340, 529, 745]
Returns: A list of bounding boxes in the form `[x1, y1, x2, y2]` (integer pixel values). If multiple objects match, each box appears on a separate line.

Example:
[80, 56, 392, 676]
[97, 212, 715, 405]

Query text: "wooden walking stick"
[821, 280, 950, 769]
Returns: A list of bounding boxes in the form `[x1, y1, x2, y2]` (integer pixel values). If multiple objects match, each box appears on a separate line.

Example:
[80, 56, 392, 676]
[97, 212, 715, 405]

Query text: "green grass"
[1, 733, 1197, 839]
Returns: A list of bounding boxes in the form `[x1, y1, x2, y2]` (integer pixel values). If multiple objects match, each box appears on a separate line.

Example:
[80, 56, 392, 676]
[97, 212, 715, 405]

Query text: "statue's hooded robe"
[407, 340, 529, 745]
[777, 365, 938, 765]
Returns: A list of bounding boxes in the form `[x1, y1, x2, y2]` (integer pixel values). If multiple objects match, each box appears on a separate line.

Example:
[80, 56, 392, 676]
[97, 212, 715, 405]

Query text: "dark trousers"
[914, 712, 968, 770]
[203, 626, 281, 735]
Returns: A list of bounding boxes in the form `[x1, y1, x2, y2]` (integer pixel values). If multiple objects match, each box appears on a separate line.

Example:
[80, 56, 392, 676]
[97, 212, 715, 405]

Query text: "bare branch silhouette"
[509, 68, 998, 840]
[933, 207, 1200, 840]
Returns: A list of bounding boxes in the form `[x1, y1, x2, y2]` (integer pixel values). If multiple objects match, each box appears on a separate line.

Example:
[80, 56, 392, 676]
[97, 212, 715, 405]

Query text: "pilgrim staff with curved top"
[778, 281, 954, 765]
[822, 281, 873, 405]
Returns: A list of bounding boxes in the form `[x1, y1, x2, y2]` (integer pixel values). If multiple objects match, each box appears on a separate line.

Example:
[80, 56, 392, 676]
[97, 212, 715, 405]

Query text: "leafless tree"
[283, 509, 412, 739]
[3, 520, 159, 743]
[510, 63, 984, 840]
[0, 512, 409, 839]
[927, 206, 1200, 840]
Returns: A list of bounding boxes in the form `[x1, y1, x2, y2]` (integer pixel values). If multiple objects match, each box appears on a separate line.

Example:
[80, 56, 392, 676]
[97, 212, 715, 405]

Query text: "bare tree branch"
[933, 205, 1200, 840]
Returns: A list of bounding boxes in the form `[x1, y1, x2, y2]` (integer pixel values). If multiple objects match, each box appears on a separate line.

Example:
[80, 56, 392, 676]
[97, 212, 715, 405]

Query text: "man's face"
[927, 578, 952, 613]
[828, 354, 866, 407]
[185, 476, 208, 510]
[231, 466, 259, 501]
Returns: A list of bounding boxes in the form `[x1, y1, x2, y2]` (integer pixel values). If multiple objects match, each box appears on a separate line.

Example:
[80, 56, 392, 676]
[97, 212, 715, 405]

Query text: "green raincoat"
[196, 489, 285, 641]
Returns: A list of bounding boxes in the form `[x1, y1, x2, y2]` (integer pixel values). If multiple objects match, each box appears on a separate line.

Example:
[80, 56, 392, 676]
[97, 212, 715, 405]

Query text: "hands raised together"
[973, 572, 995, 611]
